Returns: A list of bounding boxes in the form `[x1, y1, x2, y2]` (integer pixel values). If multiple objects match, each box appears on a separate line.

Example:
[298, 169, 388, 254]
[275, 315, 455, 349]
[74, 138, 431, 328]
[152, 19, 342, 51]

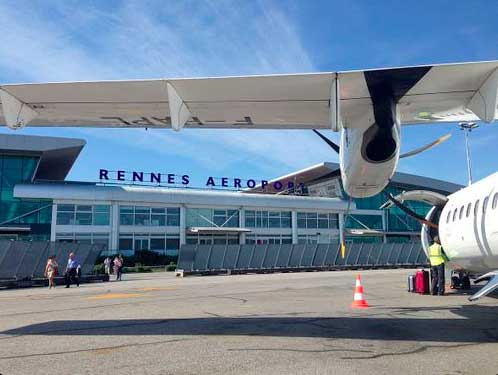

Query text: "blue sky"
[0, 0, 497, 186]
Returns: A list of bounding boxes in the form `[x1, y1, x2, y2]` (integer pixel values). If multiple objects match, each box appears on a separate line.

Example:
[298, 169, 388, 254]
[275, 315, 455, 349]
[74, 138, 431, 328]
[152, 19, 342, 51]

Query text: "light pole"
[459, 122, 479, 186]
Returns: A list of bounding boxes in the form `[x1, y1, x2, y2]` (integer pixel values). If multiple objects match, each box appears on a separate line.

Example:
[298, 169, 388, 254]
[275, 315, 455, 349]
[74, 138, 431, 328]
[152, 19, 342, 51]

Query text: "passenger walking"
[104, 257, 111, 275]
[44, 255, 58, 289]
[113, 255, 123, 281]
[429, 236, 449, 295]
[118, 255, 124, 280]
[65, 252, 80, 288]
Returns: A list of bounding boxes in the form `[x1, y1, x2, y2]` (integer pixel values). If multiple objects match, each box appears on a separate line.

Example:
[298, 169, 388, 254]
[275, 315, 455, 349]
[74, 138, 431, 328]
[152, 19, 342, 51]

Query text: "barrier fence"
[0, 240, 104, 281]
[177, 242, 428, 274]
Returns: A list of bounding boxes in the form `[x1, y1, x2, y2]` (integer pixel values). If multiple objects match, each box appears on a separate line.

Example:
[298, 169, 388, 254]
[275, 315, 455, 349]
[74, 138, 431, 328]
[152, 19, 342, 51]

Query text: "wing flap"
[0, 74, 333, 129]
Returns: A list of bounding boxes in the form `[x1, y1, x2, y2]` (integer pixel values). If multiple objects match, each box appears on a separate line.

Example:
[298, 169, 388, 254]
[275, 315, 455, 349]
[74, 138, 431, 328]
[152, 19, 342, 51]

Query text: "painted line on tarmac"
[86, 292, 146, 300]
[131, 287, 176, 292]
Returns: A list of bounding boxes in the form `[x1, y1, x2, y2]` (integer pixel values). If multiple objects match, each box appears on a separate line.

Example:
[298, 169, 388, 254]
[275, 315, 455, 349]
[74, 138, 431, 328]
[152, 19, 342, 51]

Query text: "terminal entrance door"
[134, 234, 149, 251]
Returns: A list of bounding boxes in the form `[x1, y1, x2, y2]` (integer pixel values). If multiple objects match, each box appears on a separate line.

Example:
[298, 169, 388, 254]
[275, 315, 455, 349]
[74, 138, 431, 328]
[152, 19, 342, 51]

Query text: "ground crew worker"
[429, 236, 449, 295]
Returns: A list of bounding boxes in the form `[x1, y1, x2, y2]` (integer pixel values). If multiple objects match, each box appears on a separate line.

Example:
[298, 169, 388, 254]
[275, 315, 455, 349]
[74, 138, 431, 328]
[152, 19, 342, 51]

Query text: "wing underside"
[0, 60, 497, 130]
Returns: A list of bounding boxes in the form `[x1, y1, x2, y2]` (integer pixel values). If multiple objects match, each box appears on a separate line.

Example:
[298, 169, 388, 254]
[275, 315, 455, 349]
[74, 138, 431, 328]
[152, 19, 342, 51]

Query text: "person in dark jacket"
[65, 252, 80, 288]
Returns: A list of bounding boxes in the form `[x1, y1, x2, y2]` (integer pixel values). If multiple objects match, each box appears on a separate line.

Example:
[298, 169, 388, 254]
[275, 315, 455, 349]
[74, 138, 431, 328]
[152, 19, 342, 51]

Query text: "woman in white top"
[45, 256, 58, 289]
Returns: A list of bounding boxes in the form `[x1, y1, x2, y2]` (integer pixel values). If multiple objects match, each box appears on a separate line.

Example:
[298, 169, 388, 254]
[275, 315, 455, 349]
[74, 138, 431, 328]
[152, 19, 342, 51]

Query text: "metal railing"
[177, 242, 428, 274]
[0, 240, 104, 280]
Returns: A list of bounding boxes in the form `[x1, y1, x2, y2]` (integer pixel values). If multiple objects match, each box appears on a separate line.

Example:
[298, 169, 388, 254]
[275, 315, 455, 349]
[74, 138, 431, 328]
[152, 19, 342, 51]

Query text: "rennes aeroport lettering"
[99, 169, 303, 192]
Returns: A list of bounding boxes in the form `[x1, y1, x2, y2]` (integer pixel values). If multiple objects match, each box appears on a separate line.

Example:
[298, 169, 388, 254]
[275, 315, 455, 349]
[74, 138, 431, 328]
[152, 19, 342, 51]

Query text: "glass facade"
[119, 206, 180, 226]
[245, 210, 291, 228]
[0, 154, 52, 240]
[119, 232, 180, 254]
[297, 212, 338, 229]
[56, 232, 110, 249]
[57, 204, 111, 226]
[298, 234, 339, 244]
[246, 234, 292, 244]
[345, 214, 383, 230]
[383, 186, 431, 232]
[186, 208, 239, 228]
[345, 235, 383, 244]
[350, 185, 432, 232]
[186, 233, 239, 245]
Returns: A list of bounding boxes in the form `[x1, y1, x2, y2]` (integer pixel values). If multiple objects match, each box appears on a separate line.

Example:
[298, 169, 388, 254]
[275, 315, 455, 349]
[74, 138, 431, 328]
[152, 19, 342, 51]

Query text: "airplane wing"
[1, 60, 497, 131]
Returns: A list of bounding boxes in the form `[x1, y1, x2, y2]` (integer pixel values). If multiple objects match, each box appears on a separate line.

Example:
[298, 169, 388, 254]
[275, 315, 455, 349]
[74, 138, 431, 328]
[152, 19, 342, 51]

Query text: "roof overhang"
[0, 226, 30, 233]
[346, 229, 384, 236]
[188, 227, 252, 234]
[15, 183, 350, 212]
[0, 133, 85, 181]
[245, 161, 463, 195]
[245, 162, 341, 194]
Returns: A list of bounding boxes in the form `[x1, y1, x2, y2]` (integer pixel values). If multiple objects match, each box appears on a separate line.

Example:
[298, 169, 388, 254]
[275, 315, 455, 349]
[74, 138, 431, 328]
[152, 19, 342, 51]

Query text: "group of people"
[45, 253, 125, 288]
[103, 255, 124, 281]
[44, 252, 81, 289]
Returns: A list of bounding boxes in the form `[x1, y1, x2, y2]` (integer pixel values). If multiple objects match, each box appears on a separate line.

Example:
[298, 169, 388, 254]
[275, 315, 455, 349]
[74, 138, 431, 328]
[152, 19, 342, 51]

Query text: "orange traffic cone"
[351, 274, 369, 308]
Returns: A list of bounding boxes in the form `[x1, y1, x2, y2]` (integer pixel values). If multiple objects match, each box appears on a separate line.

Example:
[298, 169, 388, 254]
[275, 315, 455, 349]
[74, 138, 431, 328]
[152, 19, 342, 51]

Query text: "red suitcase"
[415, 269, 429, 294]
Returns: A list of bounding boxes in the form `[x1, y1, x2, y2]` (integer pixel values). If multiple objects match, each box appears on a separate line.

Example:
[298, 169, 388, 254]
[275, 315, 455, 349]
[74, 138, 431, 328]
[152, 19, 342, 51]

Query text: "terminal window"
[186, 208, 239, 228]
[245, 210, 291, 228]
[119, 206, 180, 226]
[297, 212, 338, 229]
[56, 204, 110, 226]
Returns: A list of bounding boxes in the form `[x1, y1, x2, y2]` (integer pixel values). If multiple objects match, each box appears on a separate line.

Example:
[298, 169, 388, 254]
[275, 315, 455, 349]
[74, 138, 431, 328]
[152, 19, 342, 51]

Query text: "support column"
[50, 203, 57, 242]
[239, 208, 246, 245]
[381, 213, 387, 243]
[292, 211, 298, 244]
[110, 203, 119, 251]
[179, 205, 186, 245]
[338, 213, 344, 245]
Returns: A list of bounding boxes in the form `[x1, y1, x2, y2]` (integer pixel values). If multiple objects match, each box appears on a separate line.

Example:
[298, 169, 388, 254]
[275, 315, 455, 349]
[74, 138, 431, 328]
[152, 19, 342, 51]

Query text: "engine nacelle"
[338, 93, 402, 198]
[339, 99, 401, 198]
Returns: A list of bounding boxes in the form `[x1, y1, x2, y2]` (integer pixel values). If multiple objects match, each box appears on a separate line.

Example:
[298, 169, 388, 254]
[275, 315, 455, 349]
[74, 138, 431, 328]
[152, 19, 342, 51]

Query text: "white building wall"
[45, 186, 349, 254]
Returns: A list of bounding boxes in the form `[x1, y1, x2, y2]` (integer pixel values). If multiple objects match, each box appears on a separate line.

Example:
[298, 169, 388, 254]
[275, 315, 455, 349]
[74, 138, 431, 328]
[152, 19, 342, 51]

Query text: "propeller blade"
[312, 129, 340, 154]
[400, 133, 451, 159]
[384, 193, 439, 229]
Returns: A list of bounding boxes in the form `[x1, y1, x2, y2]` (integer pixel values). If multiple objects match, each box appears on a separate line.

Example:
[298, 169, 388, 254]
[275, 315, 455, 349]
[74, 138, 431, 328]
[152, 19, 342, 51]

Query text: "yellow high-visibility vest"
[429, 243, 445, 266]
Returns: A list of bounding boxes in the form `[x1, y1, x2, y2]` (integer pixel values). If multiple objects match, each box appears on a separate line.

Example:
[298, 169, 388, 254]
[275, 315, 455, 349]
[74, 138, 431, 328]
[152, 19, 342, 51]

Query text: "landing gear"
[450, 270, 471, 290]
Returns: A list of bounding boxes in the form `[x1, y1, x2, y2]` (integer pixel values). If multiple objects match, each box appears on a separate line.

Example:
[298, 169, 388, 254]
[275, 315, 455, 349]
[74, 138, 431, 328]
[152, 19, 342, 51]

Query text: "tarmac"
[0, 269, 497, 375]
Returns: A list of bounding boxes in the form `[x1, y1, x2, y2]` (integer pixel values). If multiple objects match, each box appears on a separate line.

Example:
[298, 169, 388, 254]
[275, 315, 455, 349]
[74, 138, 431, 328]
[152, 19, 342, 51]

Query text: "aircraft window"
[474, 200, 480, 216]
[493, 193, 498, 209]
[483, 197, 489, 214]
[452, 208, 457, 222]
[459, 206, 464, 220]
[466, 203, 471, 217]
[446, 210, 451, 223]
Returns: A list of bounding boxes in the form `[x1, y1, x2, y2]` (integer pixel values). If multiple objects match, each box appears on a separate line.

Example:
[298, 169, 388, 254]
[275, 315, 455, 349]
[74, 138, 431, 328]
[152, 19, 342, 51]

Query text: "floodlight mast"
[459, 122, 479, 186]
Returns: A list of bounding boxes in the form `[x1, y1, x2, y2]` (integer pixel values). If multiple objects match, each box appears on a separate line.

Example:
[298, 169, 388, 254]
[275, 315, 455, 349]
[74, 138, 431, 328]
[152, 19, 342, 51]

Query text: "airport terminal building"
[0, 134, 462, 257]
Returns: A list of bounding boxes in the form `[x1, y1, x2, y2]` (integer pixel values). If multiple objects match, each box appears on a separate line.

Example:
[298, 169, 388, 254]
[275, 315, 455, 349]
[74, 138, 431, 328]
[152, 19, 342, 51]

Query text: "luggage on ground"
[408, 274, 416, 292]
[415, 269, 429, 294]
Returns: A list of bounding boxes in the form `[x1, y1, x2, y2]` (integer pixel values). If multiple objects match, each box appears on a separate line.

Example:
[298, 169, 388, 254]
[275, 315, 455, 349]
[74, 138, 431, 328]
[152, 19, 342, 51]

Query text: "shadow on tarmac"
[2, 305, 498, 343]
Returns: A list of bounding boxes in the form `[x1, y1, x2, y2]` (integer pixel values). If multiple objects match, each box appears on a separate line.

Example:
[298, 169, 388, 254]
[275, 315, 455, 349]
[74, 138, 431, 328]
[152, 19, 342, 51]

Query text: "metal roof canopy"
[188, 227, 252, 234]
[15, 183, 350, 212]
[345, 229, 384, 236]
[0, 226, 30, 232]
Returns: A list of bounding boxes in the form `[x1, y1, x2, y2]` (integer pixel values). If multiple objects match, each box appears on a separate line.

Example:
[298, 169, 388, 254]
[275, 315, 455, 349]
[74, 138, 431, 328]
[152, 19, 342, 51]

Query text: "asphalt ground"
[0, 269, 497, 375]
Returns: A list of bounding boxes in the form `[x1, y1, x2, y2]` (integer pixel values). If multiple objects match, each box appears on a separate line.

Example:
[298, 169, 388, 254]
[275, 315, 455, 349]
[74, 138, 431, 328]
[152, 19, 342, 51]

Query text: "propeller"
[312, 129, 340, 153]
[312, 129, 451, 160]
[400, 133, 451, 158]
[383, 192, 438, 229]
